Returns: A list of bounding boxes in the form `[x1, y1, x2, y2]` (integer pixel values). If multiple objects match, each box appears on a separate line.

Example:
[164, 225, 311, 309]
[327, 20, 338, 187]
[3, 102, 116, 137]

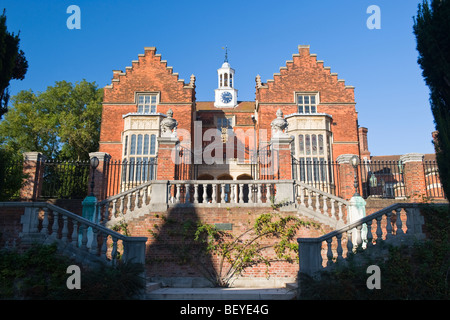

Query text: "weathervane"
[222, 46, 228, 63]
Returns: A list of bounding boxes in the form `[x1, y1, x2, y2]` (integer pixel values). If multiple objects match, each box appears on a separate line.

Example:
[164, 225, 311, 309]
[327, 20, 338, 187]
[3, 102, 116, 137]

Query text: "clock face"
[221, 91, 233, 104]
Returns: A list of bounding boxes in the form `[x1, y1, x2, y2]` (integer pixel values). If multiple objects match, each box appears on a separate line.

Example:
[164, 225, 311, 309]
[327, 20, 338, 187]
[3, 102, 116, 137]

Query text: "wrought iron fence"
[358, 160, 406, 199]
[105, 157, 157, 197]
[291, 157, 340, 196]
[40, 160, 91, 199]
[423, 160, 445, 198]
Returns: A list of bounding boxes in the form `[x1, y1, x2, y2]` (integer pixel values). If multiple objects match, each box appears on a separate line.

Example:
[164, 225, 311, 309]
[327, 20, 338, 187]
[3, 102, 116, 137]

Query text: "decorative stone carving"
[271, 109, 289, 137]
[160, 109, 178, 137]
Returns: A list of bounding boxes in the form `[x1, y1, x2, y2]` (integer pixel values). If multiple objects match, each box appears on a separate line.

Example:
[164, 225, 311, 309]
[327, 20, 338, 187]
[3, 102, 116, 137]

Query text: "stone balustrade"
[297, 203, 430, 277]
[167, 180, 278, 206]
[295, 181, 349, 227]
[96, 178, 351, 232]
[1, 202, 147, 267]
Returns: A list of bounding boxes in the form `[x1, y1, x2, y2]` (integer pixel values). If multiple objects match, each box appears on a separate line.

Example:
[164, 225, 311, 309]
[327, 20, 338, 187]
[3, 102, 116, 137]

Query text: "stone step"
[145, 286, 297, 300]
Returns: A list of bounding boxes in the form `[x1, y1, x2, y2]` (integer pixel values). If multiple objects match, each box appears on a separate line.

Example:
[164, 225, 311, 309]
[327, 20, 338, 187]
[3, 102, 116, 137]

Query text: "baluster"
[326, 238, 333, 266]
[111, 237, 119, 265]
[101, 233, 108, 259]
[111, 199, 117, 219]
[355, 225, 362, 248]
[386, 210, 393, 239]
[80, 225, 88, 250]
[90, 228, 98, 255]
[202, 183, 208, 203]
[266, 183, 272, 203]
[330, 199, 336, 219]
[366, 219, 373, 247]
[185, 183, 191, 203]
[315, 192, 321, 213]
[119, 196, 124, 215]
[376, 216, 383, 241]
[142, 186, 148, 205]
[230, 184, 235, 203]
[194, 184, 199, 204]
[61, 215, 69, 242]
[336, 233, 344, 262]
[51, 211, 59, 238]
[299, 186, 305, 206]
[176, 184, 181, 203]
[31, 207, 40, 233]
[323, 195, 328, 216]
[248, 184, 253, 204]
[395, 208, 404, 235]
[307, 190, 312, 208]
[220, 184, 226, 203]
[239, 184, 244, 203]
[211, 183, 216, 203]
[338, 203, 343, 222]
[347, 229, 353, 253]
[257, 183, 262, 203]
[41, 207, 49, 235]
[126, 193, 132, 212]
[135, 189, 140, 209]
[71, 220, 78, 245]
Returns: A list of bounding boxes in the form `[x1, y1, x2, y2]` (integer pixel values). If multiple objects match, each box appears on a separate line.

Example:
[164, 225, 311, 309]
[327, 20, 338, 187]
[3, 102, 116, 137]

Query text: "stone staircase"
[145, 281, 298, 300]
[96, 179, 349, 230]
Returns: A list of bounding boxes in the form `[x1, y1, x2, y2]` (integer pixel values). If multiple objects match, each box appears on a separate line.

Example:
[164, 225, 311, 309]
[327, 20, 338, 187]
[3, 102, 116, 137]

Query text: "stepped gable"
[103, 47, 195, 104]
[256, 45, 355, 103]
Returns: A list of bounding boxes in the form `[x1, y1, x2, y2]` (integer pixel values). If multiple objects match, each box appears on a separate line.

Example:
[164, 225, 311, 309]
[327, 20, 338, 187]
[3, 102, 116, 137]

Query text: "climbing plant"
[148, 212, 321, 287]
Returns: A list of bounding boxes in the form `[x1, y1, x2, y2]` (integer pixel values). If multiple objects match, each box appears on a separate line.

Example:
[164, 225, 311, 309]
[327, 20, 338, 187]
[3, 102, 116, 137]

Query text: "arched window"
[230, 74, 233, 87]
[224, 73, 228, 87]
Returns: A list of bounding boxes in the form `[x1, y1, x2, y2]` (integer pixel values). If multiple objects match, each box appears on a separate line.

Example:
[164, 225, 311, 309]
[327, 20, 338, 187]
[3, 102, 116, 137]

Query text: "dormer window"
[137, 94, 157, 113]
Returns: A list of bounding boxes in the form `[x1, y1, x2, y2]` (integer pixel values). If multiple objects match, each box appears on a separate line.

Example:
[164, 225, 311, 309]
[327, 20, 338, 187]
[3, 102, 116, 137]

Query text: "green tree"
[0, 9, 28, 119]
[413, 0, 450, 202]
[0, 80, 103, 160]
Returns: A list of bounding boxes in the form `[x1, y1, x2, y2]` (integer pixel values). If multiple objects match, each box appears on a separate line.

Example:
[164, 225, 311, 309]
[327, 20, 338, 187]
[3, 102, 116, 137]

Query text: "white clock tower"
[214, 48, 238, 108]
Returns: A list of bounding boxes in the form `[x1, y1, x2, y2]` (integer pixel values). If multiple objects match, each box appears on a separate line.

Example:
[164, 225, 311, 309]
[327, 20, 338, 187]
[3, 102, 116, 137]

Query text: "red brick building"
[98, 45, 368, 188]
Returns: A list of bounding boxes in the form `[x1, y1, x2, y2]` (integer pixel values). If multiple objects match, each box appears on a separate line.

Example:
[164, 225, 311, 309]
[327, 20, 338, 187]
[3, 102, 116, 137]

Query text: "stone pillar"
[271, 136, 294, 180]
[270, 109, 294, 180]
[157, 108, 180, 181]
[156, 136, 180, 181]
[336, 154, 359, 201]
[20, 152, 46, 201]
[347, 195, 367, 247]
[400, 153, 426, 202]
[88, 152, 111, 201]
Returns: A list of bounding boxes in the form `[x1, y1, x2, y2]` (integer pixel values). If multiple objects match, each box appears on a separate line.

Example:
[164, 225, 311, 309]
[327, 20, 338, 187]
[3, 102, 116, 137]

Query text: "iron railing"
[423, 160, 445, 198]
[40, 160, 91, 199]
[359, 160, 406, 199]
[105, 158, 157, 197]
[291, 157, 340, 196]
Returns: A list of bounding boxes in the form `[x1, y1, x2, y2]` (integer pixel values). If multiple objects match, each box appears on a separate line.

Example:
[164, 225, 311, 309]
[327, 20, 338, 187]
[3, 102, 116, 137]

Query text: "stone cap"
[336, 154, 358, 164]
[400, 153, 424, 163]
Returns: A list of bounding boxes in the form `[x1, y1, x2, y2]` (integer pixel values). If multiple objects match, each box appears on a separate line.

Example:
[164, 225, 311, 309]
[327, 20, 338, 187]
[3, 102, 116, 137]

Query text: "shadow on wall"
[145, 203, 217, 288]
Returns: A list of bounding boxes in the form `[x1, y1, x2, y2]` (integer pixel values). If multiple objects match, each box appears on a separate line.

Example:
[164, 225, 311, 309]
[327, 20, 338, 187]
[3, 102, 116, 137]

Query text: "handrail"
[0, 202, 147, 266]
[296, 203, 443, 276]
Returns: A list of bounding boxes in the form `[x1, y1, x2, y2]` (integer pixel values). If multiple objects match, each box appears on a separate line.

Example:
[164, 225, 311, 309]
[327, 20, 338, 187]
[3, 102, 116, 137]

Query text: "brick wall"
[255, 45, 359, 160]
[99, 47, 195, 162]
[124, 206, 334, 280]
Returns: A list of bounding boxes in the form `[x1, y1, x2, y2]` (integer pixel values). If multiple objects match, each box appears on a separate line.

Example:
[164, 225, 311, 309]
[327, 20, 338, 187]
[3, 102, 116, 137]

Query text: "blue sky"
[2, 0, 435, 156]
